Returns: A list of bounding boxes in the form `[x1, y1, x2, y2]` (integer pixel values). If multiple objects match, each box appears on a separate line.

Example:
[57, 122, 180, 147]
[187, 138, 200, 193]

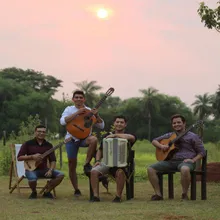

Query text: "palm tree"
[191, 93, 214, 138]
[139, 87, 159, 141]
[212, 85, 220, 118]
[191, 93, 213, 120]
[74, 80, 102, 107]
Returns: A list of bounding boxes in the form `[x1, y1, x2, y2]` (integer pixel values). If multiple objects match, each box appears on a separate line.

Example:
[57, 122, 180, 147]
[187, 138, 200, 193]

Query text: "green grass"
[1, 140, 220, 219]
[1, 177, 220, 220]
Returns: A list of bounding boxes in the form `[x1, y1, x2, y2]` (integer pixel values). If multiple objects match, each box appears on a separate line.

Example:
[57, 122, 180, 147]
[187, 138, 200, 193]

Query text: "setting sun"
[96, 8, 109, 19]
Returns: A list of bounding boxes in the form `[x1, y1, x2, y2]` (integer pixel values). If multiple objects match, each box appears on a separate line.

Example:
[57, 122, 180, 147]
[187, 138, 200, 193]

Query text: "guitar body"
[23, 138, 72, 171]
[66, 109, 97, 139]
[156, 133, 177, 161]
[66, 87, 114, 139]
[24, 160, 41, 171]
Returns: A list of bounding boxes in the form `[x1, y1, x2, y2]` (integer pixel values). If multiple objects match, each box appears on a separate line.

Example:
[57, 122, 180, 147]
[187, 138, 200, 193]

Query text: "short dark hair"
[35, 125, 46, 131]
[170, 114, 186, 123]
[113, 115, 127, 123]
[72, 90, 85, 98]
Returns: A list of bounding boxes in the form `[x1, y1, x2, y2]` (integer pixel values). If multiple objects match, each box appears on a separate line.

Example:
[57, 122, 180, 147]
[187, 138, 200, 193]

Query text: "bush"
[0, 143, 11, 176]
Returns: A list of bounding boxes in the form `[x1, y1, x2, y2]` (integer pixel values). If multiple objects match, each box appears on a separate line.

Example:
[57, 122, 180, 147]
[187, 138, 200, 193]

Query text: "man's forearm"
[64, 112, 78, 123]
[96, 150, 102, 161]
[17, 155, 33, 161]
[152, 140, 162, 149]
[49, 161, 56, 170]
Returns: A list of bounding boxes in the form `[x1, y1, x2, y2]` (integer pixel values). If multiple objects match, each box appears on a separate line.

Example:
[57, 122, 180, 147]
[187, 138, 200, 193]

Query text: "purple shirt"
[153, 131, 206, 159]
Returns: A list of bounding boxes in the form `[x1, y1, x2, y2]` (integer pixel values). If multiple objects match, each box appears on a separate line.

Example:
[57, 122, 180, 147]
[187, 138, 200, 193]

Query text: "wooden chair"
[87, 148, 135, 201]
[9, 144, 56, 197]
[157, 150, 207, 200]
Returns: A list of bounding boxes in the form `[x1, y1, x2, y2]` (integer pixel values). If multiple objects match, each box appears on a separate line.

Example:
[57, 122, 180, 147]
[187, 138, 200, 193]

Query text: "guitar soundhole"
[84, 120, 93, 128]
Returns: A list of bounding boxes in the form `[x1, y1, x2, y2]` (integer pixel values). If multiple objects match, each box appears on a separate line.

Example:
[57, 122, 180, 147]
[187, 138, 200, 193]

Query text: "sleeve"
[192, 134, 206, 157]
[60, 106, 71, 126]
[48, 144, 57, 162]
[153, 132, 173, 142]
[17, 143, 28, 159]
[94, 120, 105, 129]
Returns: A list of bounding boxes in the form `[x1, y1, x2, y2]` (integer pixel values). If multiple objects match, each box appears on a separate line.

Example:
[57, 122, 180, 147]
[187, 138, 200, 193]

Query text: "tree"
[0, 67, 62, 95]
[198, 1, 220, 33]
[212, 85, 220, 118]
[191, 93, 213, 120]
[74, 80, 102, 107]
[0, 68, 63, 135]
[139, 87, 159, 140]
[191, 93, 214, 138]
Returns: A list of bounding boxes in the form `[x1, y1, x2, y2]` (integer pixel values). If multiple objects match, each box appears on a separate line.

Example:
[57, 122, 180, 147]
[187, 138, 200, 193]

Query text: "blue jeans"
[65, 139, 88, 159]
[25, 168, 64, 181]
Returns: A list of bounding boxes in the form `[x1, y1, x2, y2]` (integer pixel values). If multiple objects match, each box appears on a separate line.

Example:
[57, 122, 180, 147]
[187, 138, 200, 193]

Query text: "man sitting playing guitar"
[147, 114, 206, 201]
[17, 125, 64, 199]
[60, 90, 105, 197]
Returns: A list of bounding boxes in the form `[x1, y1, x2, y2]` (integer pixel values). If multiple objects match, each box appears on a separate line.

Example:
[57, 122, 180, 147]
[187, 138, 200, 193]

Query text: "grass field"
[1, 177, 220, 220]
[0, 140, 220, 220]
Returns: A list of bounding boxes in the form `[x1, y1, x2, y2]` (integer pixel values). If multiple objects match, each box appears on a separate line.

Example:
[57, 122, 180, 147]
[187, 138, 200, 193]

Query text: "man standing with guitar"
[17, 125, 64, 199]
[147, 114, 206, 201]
[60, 90, 105, 197]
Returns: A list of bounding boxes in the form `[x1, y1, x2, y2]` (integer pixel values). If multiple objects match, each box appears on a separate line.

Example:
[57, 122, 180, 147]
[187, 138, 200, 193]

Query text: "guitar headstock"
[105, 87, 115, 97]
[193, 120, 204, 128]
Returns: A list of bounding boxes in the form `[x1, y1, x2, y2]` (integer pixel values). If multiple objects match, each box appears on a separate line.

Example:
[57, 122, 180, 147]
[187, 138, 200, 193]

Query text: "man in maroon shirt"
[147, 114, 206, 201]
[17, 125, 64, 199]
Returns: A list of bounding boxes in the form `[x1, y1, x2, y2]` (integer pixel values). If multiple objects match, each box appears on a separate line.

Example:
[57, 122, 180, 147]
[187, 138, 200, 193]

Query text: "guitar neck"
[94, 95, 108, 109]
[41, 142, 64, 159]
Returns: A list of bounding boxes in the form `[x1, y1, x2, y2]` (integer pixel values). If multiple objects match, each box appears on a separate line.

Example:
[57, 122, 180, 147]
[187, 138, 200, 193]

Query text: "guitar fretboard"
[41, 142, 64, 159]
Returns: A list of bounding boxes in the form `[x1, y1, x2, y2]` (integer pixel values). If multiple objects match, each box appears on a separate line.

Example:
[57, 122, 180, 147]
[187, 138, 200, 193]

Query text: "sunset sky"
[0, 0, 219, 107]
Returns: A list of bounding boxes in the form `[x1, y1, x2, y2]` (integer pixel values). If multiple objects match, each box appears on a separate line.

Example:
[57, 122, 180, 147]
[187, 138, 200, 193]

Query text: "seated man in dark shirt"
[17, 125, 64, 199]
[90, 115, 136, 202]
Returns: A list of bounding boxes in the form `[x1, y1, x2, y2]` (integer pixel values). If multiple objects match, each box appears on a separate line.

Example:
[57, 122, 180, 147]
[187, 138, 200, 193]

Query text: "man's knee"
[56, 174, 64, 181]
[180, 166, 190, 174]
[91, 169, 100, 177]
[147, 166, 157, 174]
[87, 136, 98, 144]
[116, 169, 125, 178]
[25, 171, 38, 181]
[68, 158, 77, 170]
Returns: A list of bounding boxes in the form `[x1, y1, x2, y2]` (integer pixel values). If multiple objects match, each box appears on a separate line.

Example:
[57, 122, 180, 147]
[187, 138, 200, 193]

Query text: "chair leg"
[190, 173, 196, 200]
[10, 176, 24, 193]
[9, 162, 13, 190]
[158, 173, 163, 197]
[168, 173, 174, 199]
[126, 180, 130, 200]
[201, 173, 207, 200]
[130, 172, 134, 199]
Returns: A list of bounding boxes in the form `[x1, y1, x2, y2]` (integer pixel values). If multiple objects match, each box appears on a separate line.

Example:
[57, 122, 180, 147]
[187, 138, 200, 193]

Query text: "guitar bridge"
[73, 124, 84, 132]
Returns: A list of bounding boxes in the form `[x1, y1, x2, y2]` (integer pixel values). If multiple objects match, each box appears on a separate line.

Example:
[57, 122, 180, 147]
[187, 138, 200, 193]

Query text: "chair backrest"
[14, 144, 26, 178]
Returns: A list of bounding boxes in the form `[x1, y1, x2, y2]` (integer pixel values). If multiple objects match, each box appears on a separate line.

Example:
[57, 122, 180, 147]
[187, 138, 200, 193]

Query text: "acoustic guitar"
[155, 120, 203, 161]
[66, 87, 114, 139]
[24, 137, 72, 171]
